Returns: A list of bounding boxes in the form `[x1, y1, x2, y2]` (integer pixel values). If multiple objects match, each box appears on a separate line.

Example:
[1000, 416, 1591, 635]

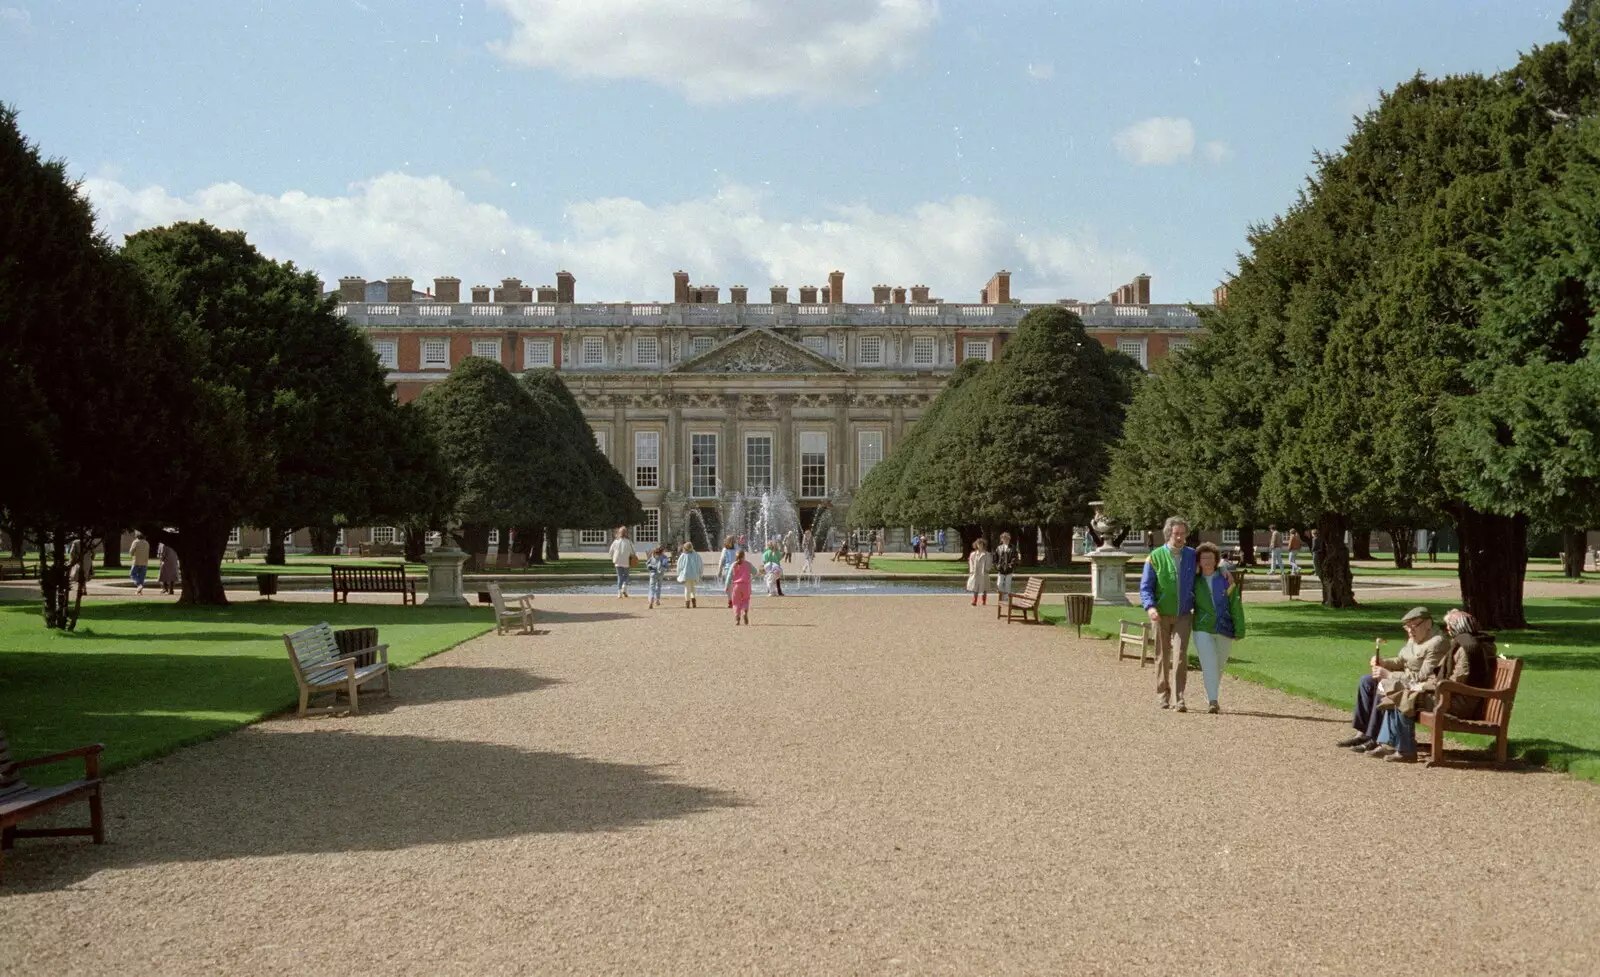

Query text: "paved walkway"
[5, 594, 1599, 975]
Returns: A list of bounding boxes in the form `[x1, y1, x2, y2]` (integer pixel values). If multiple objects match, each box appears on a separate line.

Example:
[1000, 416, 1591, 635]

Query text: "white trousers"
[1192, 631, 1233, 704]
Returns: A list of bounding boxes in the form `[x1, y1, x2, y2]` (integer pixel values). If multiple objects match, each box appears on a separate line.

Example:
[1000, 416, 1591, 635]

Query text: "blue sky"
[0, 0, 1570, 304]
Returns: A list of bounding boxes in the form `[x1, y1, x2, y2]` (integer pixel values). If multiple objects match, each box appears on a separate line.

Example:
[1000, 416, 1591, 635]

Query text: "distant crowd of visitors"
[607, 525, 820, 624]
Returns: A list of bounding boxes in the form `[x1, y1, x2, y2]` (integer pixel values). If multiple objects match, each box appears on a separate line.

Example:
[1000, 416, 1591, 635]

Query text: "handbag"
[965, 573, 976, 592]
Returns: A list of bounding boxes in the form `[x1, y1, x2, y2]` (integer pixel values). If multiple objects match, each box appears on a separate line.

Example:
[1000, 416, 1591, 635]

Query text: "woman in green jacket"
[1192, 542, 1245, 714]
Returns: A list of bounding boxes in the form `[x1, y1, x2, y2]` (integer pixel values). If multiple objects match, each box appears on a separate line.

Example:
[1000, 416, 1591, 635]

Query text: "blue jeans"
[615, 566, 630, 591]
[130, 565, 149, 588]
[1378, 710, 1416, 754]
[648, 574, 662, 601]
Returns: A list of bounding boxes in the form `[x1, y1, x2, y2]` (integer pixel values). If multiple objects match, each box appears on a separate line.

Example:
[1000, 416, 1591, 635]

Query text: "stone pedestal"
[421, 546, 470, 607]
[1089, 549, 1133, 605]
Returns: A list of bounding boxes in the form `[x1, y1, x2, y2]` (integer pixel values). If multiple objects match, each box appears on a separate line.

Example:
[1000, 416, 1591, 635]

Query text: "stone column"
[721, 394, 739, 495]
[775, 393, 794, 494]
[422, 544, 469, 607]
[664, 491, 688, 546]
[665, 392, 681, 494]
[832, 391, 850, 497]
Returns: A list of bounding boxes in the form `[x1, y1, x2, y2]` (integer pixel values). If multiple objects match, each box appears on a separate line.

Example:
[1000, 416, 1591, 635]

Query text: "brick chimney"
[892, 286, 907, 305]
[673, 271, 690, 305]
[1213, 282, 1229, 307]
[730, 285, 748, 304]
[433, 277, 460, 303]
[339, 277, 367, 302]
[385, 277, 413, 303]
[910, 285, 930, 304]
[820, 285, 831, 304]
[471, 285, 491, 303]
[495, 278, 523, 303]
[798, 285, 818, 305]
[872, 284, 892, 304]
[696, 286, 719, 303]
[770, 285, 790, 304]
[556, 270, 575, 303]
[1134, 273, 1151, 306]
[982, 270, 1011, 305]
[828, 270, 844, 304]
[536, 286, 557, 302]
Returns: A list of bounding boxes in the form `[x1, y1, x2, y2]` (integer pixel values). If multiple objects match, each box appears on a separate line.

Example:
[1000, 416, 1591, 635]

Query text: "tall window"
[472, 339, 500, 361]
[581, 336, 604, 365]
[690, 433, 718, 498]
[579, 528, 609, 545]
[635, 508, 661, 544]
[371, 526, 397, 544]
[593, 429, 608, 457]
[911, 336, 936, 366]
[373, 339, 399, 369]
[1168, 336, 1194, 355]
[635, 336, 659, 366]
[745, 434, 773, 493]
[962, 338, 992, 362]
[227, 527, 242, 546]
[800, 431, 828, 498]
[801, 335, 829, 357]
[422, 338, 449, 368]
[689, 336, 715, 357]
[523, 338, 554, 368]
[858, 430, 884, 484]
[1117, 338, 1148, 369]
[634, 430, 660, 488]
[1222, 529, 1240, 545]
[858, 335, 884, 365]
[487, 528, 500, 546]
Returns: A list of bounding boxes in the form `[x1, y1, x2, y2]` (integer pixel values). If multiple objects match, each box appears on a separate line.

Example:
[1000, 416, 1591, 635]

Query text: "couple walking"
[1139, 516, 1245, 713]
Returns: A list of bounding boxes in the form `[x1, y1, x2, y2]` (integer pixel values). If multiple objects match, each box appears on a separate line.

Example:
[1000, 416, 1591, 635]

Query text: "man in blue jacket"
[1140, 516, 1198, 712]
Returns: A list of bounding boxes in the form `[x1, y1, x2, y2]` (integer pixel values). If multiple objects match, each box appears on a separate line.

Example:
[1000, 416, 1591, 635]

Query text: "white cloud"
[1112, 117, 1196, 166]
[83, 173, 1147, 305]
[1025, 61, 1054, 81]
[1202, 140, 1231, 163]
[0, 5, 32, 29]
[486, 0, 938, 102]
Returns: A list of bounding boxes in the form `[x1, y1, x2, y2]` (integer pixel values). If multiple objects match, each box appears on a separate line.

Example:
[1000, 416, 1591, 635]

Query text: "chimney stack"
[386, 277, 413, 303]
[339, 276, 367, 303]
[872, 284, 892, 304]
[519, 286, 533, 302]
[673, 270, 690, 305]
[433, 277, 460, 303]
[910, 285, 931, 304]
[494, 278, 523, 303]
[1134, 273, 1151, 306]
[892, 286, 907, 305]
[556, 270, 575, 303]
[982, 270, 1011, 305]
[730, 285, 748, 304]
[799, 285, 818, 305]
[820, 285, 831, 304]
[471, 285, 491, 303]
[771, 285, 790, 304]
[828, 270, 844, 304]
[696, 286, 719, 303]
[536, 285, 558, 303]
[1213, 282, 1229, 307]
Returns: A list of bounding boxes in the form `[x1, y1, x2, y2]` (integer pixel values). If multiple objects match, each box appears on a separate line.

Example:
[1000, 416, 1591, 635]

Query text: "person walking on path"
[608, 526, 635, 598]
[993, 532, 1019, 612]
[726, 548, 753, 625]
[128, 531, 151, 595]
[1286, 527, 1303, 574]
[1192, 542, 1245, 714]
[717, 535, 738, 606]
[937, 528, 946, 553]
[1268, 525, 1283, 574]
[645, 545, 670, 609]
[761, 540, 785, 596]
[157, 541, 181, 596]
[782, 534, 793, 565]
[70, 537, 95, 598]
[967, 538, 993, 606]
[675, 541, 703, 608]
[1140, 516, 1198, 712]
[801, 529, 816, 576]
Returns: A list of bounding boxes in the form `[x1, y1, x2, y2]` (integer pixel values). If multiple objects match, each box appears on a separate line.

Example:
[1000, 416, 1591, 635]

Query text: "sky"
[0, 0, 1572, 305]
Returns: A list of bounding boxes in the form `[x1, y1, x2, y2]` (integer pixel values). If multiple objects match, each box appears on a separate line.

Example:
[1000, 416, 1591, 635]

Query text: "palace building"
[321, 268, 1208, 554]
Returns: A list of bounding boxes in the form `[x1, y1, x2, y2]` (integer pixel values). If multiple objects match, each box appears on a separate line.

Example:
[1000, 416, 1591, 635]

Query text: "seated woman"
[833, 540, 851, 562]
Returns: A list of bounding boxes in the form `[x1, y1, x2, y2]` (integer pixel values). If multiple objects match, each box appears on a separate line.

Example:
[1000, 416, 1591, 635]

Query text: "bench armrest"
[14, 743, 104, 778]
[1437, 680, 1515, 701]
[370, 643, 389, 664]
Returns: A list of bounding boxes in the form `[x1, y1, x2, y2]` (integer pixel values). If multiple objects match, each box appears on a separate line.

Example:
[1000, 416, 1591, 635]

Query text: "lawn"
[211, 554, 616, 577]
[0, 600, 494, 783]
[1041, 595, 1600, 783]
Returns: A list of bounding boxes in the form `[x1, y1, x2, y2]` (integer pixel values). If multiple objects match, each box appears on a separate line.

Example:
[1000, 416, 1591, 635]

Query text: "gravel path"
[5, 594, 1599, 975]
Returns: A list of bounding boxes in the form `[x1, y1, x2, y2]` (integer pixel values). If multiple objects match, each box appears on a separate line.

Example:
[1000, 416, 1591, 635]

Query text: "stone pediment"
[671, 329, 849, 375]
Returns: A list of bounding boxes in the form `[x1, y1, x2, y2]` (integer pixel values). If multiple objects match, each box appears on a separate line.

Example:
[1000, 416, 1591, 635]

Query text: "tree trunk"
[544, 525, 560, 562]
[459, 523, 491, 570]
[39, 531, 75, 630]
[4, 516, 24, 557]
[1561, 527, 1586, 579]
[1316, 512, 1357, 608]
[958, 525, 982, 559]
[1350, 526, 1374, 561]
[100, 526, 124, 569]
[403, 526, 428, 564]
[156, 521, 232, 606]
[309, 525, 340, 556]
[1237, 524, 1256, 567]
[1385, 527, 1415, 570]
[1041, 524, 1073, 568]
[265, 527, 287, 566]
[522, 526, 546, 565]
[1018, 525, 1041, 567]
[1454, 508, 1527, 630]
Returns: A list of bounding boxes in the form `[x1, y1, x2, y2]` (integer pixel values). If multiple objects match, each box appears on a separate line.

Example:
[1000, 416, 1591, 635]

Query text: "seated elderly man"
[1336, 606, 1449, 760]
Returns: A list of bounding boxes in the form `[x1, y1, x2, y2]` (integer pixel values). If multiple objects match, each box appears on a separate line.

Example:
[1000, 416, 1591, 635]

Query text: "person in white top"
[607, 526, 635, 598]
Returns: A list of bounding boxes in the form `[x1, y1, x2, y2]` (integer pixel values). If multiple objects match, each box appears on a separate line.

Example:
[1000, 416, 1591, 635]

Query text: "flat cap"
[1400, 606, 1431, 624]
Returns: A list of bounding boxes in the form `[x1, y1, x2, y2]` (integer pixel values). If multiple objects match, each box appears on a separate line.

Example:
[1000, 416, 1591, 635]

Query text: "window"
[371, 526, 397, 545]
[1117, 338, 1148, 369]
[523, 338, 554, 368]
[579, 529, 609, 546]
[594, 429, 608, 458]
[373, 339, 399, 369]
[745, 434, 773, 493]
[1222, 529, 1240, 545]
[1168, 336, 1194, 356]
[472, 339, 501, 361]
[635, 508, 661, 545]
[858, 430, 884, 484]
[422, 338, 449, 368]
[635, 336, 659, 366]
[690, 433, 718, 498]
[911, 336, 936, 366]
[227, 527, 241, 546]
[336, 529, 345, 546]
[689, 336, 715, 357]
[581, 336, 604, 365]
[800, 431, 828, 498]
[858, 335, 883, 365]
[281, 530, 295, 546]
[963, 338, 992, 362]
[634, 430, 660, 488]
[801, 335, 829, 357]
[487, 529, 500, 546]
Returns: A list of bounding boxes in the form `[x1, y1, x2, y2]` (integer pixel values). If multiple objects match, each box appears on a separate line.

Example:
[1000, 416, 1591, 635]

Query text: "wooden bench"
[487, 582, 535, 635]
[330, 565, 416, 605]
[846, 552, 871, 570]
[1, 730, 104, 883]
[1001, 576, 1046, 623]
[0, 556, 39, 581]
[282, 623, 390, 716]
[1117, 619, 1154, 666]
[1416, 656, 1523, 766]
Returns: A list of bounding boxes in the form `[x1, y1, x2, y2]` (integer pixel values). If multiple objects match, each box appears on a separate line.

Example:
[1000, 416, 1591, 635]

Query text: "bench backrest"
[0, 556, 23, 568]
[1483, 657, 1523, 728]
[282, 623, 342, 680]
[331, 565, 407, 590]
[1021, 577, 1044, 598]
[0, 729, 30, 802]
[487, 581, 510, 616]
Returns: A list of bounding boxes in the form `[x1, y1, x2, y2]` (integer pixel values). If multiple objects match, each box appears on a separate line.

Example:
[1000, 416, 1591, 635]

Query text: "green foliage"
[520, 369, 642, 529]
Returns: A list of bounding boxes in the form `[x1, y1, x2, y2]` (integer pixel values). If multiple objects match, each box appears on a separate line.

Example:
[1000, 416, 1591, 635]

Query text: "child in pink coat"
[725, 548, 753, 625]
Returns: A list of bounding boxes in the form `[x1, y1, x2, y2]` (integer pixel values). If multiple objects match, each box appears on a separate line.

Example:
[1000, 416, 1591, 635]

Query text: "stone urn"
[1086, 501, 1132, 605]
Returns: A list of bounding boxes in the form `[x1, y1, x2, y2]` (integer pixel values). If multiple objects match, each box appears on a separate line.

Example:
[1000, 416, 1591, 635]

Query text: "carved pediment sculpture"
[672, 329, 848, 374]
